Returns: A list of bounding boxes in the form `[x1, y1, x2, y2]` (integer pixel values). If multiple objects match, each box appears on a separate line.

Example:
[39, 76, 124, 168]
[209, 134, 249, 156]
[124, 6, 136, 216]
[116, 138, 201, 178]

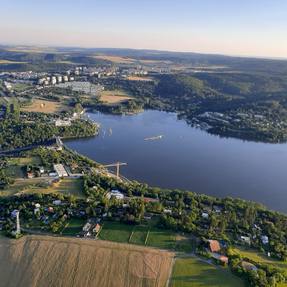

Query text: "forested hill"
[93, 69, 287, 143]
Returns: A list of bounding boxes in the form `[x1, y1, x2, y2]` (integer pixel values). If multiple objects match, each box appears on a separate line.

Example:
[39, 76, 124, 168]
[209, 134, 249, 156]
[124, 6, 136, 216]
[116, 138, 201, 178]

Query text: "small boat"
[144, 135, 164, 141]
[109, 128, 113, 136]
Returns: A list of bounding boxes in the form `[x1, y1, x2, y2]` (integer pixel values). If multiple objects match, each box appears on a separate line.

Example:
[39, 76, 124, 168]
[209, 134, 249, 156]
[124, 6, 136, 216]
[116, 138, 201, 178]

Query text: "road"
[0, 138, 56, 157]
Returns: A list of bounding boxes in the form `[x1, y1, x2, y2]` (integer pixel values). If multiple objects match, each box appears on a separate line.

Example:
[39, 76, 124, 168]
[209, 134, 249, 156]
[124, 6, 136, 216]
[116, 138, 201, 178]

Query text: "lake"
[65, 110, 287, 213]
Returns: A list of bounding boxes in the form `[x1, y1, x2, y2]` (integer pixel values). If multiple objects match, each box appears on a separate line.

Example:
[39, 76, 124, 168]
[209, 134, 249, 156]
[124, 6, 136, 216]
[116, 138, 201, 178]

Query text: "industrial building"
[53, 164, 68, 177]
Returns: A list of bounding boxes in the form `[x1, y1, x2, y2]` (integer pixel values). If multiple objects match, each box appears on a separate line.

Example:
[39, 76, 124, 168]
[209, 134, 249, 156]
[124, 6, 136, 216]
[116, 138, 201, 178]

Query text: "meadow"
[170, 257, 244, 287]
[21, 98, 64, 113]
[100, 89, 131, 104]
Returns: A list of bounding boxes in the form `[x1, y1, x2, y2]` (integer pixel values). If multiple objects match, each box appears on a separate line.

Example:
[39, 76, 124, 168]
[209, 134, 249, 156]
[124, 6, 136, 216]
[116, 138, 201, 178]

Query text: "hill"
[0, 235, 174, 287]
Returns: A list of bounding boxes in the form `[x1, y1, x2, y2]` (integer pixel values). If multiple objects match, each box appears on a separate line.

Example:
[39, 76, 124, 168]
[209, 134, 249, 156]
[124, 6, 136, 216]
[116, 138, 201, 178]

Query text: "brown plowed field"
[0, 235, 174, 287]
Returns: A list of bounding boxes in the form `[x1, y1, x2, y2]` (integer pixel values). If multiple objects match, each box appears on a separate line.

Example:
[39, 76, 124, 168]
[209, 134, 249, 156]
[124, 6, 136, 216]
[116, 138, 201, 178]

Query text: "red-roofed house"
[208, 240, 221, 253]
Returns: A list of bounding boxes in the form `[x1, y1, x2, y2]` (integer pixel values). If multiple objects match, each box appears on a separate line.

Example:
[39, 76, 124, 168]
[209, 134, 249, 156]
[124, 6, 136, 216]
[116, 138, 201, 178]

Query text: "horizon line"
[1, 42, 287, 62]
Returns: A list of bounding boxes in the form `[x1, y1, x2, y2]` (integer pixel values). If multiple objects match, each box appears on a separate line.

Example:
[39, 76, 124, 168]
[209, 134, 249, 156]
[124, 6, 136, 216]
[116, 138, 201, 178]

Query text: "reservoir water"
[65, 110, 287, 213]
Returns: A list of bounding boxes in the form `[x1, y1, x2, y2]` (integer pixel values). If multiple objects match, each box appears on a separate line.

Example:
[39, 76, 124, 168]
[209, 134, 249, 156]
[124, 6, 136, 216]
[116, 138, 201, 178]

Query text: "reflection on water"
[65, 110, 287, 213]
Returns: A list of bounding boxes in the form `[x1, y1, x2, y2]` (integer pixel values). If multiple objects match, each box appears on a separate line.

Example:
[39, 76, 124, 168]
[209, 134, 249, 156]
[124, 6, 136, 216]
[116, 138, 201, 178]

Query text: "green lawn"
[98, 222, 179, 250]
[171, 257, 245, 287]
[129, 225, 148, 245]
[61, 218, 85, 236]
[146, 228, 176, 250]
[98, 221, 134, 243]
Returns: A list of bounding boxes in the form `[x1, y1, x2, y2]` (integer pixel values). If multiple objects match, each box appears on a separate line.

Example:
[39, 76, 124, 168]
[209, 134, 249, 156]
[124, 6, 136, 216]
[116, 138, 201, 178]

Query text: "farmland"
[0, 235, 174, 287]
[170, 257, 244, 287]
[0, 59, 27, 64]
[94, 55, 135, 64]
[127, 76, 154, 82]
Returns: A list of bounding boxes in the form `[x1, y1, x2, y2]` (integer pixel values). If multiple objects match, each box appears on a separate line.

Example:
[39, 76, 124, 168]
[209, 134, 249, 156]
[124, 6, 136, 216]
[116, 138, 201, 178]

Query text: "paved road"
[0, 139, 56, 157]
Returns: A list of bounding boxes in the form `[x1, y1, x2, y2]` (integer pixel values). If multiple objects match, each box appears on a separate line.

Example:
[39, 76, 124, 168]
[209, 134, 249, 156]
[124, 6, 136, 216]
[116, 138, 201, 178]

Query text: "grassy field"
[61, 218, 86, 236]
[11, 82, 32, 92]
[27, 178, 85, 197]
[129, 225, 148, 245]
[98, 221, 180, 251]
[51, 178, 84, 197]
[146, 228, 177, 250]
[0, 178, 49, 196]
[232, 247, 287, 275]
[99, 221, 134, 243]
[0, 177, 84, 198]
[171, 257, 245, 287]
[100, 89, 131, 104]
[7, 156, 42, 166]
[0, 235, 174, 287]
[21, 98, 65, 113]
[5, 165, 24, 178]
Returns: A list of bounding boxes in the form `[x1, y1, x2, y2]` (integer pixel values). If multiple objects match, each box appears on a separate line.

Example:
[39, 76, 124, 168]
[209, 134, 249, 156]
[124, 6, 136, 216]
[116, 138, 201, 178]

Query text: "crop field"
[170, 257, 244, 287]
[0, 235, 174, 287]
[127, 76, 154, 82]
[93, 55, 171, 66]
[100, 89, 131, 104]
[0, 59, 27, 64]
[21, 98, 64, 113]
[94, 55, 135, 64]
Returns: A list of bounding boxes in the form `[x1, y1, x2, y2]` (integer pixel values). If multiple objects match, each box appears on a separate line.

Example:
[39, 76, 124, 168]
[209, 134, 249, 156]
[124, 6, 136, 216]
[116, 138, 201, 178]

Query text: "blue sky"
[1, 0, 287, 57]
